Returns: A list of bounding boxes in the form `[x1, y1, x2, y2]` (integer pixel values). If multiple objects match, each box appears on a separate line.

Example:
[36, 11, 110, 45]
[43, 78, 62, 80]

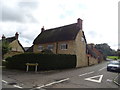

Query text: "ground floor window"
[60, 44, 68, 50]
[47, 45, 54, 50]
[38, 45, 43, 51]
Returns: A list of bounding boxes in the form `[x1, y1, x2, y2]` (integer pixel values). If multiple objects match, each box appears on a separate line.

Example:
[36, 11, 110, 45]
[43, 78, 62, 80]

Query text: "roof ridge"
[44, 23, 77, 32]
[6, 36, 16, 39]
[33, 22, 80, 44]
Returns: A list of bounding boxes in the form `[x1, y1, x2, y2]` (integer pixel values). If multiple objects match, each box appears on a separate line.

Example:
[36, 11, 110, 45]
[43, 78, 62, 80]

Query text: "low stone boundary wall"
[89, 57, 98, 65]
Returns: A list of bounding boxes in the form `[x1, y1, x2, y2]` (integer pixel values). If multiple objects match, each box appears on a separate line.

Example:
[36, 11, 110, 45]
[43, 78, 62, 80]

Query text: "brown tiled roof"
[87, 44, 104, 59]
[33, 23, 82, 44]
[93, 48, 102, 56]
[87, 45, 97, 58]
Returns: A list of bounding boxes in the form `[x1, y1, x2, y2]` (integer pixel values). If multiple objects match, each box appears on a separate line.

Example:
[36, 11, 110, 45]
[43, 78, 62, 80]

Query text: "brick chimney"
[41, 26, 45, 32]
[15, 32, 19, 39]
[77, 18, 83, 30]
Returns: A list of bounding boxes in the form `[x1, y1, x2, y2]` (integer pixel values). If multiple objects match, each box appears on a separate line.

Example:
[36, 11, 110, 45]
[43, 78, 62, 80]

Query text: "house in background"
[25, 45, 33, 52]
[87, 43, 104, 65]
[2, 32, 25, 58]
[33, 18, 88, 67]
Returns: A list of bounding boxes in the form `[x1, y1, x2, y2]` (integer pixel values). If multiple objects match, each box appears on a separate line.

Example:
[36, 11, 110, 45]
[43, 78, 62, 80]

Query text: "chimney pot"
[2, 34, 5, 39]
[77, 18, 83, 30]
[15, 32, 19, 39]
[41, 26, 45, 32]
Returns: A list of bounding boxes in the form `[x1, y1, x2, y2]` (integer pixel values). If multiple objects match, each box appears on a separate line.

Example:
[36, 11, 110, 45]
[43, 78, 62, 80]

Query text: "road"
[2, 61, 120, 89]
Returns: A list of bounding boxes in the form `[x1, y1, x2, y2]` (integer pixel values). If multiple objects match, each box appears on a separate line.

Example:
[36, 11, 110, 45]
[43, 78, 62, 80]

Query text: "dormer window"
[60, 44, 68, 50]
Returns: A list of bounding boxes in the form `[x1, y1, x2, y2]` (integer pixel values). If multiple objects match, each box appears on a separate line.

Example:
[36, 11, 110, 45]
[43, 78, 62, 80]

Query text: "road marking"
[79, 73, 88, 76]
[79, 71, 94, 77]
[113, 74, 120, 86]
[85, 75, 103, 83]
[99, 67, 106, 71]
[87, 71, 94, 74]
[13, 85, 23, 89]
[2, 80, 8, 84]
[2, 80, 23, 89]
[107, 79, 112, 82]
[36, 78, 69, 89]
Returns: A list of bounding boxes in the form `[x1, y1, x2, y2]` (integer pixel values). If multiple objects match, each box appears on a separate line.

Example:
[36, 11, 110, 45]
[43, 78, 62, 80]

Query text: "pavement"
[2, 61, 120, 89]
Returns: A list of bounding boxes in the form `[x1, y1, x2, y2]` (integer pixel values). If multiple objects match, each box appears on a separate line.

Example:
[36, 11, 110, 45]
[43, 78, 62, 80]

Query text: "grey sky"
[1, 0, 38, 23]
[0, 0, 119, 50]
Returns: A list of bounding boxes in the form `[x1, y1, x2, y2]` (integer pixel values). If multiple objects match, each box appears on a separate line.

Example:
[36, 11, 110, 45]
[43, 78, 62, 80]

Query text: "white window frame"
[38, 45, 43, 51]
[47, 45, 54, 50]
[60, 44, 68, 50]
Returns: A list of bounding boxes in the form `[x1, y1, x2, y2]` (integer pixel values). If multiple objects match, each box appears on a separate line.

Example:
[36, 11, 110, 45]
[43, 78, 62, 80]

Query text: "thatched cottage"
[33, 18, 88, 67]
[2, 32, 25, 58]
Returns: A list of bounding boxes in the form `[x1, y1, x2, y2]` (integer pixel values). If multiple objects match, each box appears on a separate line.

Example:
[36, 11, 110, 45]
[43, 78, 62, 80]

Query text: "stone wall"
[57, 41, 76, 54]
[33, 41, 76, 55]
[75, 30, 88, 67]
[9, 40, 24, 53]
[88, 56, 98, 66]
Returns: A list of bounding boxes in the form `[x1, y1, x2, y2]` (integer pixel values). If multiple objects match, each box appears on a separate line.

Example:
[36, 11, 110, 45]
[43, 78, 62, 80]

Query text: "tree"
[95, 43, 117, 56]
[2, 40, 11, 59]
[117, 49, 120, 59]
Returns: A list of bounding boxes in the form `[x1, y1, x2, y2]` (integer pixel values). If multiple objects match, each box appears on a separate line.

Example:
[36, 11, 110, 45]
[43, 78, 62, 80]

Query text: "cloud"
[16, 24, 40, 40]
[2, 6, 24, 22]
[87, 31, 98, 38]
[0, 22, 40, 46]
[18, 0, 38, 9]
[0, 0, 38, 23]
[0, 0, 119, 50]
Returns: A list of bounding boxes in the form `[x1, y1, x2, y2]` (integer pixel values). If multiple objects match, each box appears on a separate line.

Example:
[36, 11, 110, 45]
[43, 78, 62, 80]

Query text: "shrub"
[2, 60, 7, 66]
[118, 56, 120, 59]
[41, 49, 54, 54]
[5, 53, 76, 71]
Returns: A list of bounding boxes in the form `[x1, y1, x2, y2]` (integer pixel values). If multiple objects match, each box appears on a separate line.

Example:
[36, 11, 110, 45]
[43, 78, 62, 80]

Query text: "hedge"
[2, 60, 7, 66]
[5, 53, 76, 71]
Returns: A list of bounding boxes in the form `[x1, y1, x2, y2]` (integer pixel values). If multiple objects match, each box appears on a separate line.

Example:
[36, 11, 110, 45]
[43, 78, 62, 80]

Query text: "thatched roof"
[33, 23, 83, 44]
[2, 36, 25, 52]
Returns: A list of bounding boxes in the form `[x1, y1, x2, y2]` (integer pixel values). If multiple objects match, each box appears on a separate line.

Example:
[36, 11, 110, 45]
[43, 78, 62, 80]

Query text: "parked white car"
[107, 61, 120, 73]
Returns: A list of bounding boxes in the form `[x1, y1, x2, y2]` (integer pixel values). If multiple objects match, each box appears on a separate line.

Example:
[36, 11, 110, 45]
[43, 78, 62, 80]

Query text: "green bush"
[5, 53, 76, 71]
[118, 56, 120, 59]
[41, 49, 54, 54]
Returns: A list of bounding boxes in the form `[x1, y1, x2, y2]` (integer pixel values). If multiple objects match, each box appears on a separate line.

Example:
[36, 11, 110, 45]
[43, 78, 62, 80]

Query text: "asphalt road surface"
[2, 61, 120, 89]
